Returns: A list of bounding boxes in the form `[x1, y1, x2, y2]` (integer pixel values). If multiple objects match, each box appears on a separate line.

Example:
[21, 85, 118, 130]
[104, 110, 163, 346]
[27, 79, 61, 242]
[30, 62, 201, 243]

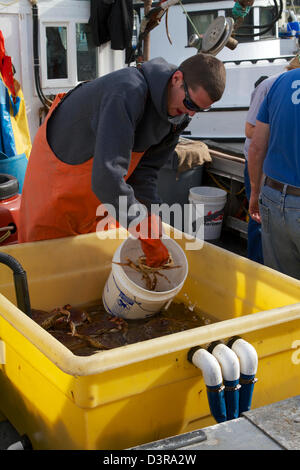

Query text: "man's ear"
[171, 69, 183, 87]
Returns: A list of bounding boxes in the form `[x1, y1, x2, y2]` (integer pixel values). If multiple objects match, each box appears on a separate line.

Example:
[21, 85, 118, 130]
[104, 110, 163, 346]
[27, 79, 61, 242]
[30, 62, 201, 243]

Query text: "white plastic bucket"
[102, 236, 188, 319]
[188, 186, 227, 240]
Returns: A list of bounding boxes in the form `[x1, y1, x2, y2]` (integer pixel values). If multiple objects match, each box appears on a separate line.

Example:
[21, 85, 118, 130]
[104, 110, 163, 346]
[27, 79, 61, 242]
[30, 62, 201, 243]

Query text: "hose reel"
[189, 16, 238, 56]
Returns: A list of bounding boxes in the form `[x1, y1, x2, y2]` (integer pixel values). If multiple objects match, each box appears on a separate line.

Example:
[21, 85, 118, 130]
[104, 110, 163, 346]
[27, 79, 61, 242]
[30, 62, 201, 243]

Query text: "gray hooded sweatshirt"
[47, 58, 190, 225]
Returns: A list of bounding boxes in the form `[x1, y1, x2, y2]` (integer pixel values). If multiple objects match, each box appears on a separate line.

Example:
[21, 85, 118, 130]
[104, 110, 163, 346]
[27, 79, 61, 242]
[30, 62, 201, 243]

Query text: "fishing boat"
[1, 0, 298, 143]
[146, 0, 300, 239]
[148, 0, 299, 142]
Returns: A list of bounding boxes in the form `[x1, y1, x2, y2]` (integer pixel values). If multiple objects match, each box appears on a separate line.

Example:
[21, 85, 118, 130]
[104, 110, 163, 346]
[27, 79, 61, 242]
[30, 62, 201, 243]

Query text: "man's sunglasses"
[182, 79, 211, 113]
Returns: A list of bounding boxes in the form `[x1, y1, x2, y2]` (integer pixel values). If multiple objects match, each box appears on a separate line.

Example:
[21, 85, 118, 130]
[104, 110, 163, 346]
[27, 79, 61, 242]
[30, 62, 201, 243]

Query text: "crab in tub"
[31, 304, 127, 351]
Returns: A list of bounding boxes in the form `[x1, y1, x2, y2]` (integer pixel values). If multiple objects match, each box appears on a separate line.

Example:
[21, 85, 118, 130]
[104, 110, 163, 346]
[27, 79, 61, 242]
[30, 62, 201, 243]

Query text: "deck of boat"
[132, 395, 300, 451]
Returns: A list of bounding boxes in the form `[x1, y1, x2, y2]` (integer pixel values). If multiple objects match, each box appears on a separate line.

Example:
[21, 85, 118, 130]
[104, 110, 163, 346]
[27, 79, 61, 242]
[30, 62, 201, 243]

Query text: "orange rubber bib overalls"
[18, 94, 144, 243]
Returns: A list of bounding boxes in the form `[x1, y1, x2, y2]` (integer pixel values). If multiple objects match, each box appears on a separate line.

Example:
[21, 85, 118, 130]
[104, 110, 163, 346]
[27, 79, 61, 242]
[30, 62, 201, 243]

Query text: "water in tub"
[31, 240, 217, 355]
[31, 300, 218, 356]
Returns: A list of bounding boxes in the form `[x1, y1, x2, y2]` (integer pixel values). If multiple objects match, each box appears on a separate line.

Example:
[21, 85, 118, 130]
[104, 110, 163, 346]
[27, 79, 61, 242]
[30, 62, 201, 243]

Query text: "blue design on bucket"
[113, 275, 136, 305]
[108, 274, 143, 316]
[111, 273, 156, 314]
[117, 290, 134, 309]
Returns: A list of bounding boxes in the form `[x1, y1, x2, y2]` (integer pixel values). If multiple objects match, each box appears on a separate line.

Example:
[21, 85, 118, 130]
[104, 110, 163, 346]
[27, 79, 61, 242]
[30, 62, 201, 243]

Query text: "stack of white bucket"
[189, 186, 227, 240]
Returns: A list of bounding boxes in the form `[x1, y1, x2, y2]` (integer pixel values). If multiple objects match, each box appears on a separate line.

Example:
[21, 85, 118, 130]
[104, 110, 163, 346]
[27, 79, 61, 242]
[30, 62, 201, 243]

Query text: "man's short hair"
[178, 53, 226, 102]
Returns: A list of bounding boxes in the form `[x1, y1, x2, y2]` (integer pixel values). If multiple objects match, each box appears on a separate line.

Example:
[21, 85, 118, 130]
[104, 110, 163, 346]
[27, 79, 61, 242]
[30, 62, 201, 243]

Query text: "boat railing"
[223, 55, 294, 65]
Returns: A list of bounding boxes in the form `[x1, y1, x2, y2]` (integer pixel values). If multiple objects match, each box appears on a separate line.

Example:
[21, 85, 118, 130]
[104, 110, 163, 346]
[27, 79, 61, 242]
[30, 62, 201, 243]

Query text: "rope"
[177, 0, 202, 38]
[0, 230, 11, 244]
[207, 170, 245, 196]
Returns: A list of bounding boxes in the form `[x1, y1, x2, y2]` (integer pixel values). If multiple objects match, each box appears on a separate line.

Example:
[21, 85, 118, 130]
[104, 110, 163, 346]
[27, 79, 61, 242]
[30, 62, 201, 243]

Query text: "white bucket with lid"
[189, 186, 227, 240]
[102, 236, 188, 319]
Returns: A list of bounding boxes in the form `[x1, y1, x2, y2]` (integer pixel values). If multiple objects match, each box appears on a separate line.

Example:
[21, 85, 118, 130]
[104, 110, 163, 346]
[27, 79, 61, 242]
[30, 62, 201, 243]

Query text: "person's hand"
[136, 214, 169, 267]
[249, 193, 261, 224]
[140, 238, 169, 268]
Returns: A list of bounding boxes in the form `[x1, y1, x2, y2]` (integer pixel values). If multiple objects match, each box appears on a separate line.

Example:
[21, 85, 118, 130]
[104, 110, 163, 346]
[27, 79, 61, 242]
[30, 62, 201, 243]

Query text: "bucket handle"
[163, 298, 173, 311]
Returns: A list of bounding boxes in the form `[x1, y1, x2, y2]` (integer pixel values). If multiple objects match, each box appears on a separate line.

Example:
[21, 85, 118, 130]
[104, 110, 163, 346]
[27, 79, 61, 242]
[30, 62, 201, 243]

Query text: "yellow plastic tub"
[0, 228, 300, 449]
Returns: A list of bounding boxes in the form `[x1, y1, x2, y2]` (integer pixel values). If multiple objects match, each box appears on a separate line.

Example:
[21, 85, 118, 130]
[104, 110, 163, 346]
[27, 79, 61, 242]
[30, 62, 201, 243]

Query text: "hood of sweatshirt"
[141, 57, 177, 122]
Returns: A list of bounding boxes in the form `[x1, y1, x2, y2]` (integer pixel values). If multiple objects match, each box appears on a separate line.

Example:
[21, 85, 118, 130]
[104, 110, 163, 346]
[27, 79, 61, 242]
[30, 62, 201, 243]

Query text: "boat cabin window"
[186, 10, 218, 39]
[224, 8, 254, 42]
[76, 23, 97, 82]
[225, 6, 276, 41]
[46, 26, 68, 80]
[259, 6, 276, 38]
[41, 21, 98, 89]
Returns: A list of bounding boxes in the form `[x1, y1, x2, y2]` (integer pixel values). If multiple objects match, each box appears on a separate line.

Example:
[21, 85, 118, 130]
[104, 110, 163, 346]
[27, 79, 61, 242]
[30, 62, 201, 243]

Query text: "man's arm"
[91, 92, 147, 226]
[245, 121, 255, 139]
[126, 116, 191, 211]
[248, 120, 270, 223]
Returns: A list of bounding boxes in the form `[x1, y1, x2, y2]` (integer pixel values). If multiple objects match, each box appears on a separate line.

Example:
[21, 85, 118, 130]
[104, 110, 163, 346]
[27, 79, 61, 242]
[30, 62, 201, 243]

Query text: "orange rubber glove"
[136, 214, 169, 268]
[140, 238, 169, 268]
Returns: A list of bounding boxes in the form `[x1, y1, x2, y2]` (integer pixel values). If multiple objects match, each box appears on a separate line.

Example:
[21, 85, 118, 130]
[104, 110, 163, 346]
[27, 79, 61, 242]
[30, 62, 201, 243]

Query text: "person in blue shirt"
[243, 54, 300, 264]
[248, 65, 300, 279]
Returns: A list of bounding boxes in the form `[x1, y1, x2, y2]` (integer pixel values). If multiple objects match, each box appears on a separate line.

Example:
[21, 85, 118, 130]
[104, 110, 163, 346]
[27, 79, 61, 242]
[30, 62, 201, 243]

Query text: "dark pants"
[244, 160, 264, 264]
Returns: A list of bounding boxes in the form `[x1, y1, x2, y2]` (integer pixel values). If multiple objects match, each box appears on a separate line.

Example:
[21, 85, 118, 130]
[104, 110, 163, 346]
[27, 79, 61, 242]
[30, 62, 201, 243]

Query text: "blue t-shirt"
[257, 68, 300, 186]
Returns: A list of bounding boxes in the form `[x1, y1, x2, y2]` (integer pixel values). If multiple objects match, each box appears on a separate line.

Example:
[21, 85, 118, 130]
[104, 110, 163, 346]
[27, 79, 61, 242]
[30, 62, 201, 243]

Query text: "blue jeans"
[244, 161, 264, 264]
[259, 184, 300, 280]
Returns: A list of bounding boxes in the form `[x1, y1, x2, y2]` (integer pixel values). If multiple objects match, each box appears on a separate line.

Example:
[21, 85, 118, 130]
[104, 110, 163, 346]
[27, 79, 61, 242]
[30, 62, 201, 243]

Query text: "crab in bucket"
[114, 253, 181, 291]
